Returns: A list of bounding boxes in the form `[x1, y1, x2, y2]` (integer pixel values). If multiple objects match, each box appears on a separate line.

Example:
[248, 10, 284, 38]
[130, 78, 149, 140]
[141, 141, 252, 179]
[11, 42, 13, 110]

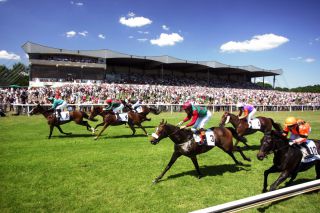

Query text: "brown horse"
[29, 104, 94, 139]
[219, 111, 282, 147]
[89, 106, 149, 140]
[150, 120, 251, 183]
[123, 102, 161, 121]
[257, 130, 320, 192]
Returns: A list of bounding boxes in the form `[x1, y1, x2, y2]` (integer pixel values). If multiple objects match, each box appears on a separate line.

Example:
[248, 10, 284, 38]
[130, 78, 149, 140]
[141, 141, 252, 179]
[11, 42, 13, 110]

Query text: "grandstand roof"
[22, 42, 283, 77]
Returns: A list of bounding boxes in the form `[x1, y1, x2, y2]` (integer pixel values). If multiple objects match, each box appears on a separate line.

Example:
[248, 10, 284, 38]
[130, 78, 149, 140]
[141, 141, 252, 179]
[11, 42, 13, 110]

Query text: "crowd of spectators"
[1, 79, 319, 113]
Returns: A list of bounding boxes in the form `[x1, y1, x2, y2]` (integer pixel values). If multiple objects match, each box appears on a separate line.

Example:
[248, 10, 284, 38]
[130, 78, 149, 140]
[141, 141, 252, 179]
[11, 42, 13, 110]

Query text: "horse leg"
[77, 120, 95, 133]
[285, 171, 299, 187]
[190, 156, 203, 179]
[217, 144, 243, 165]
[94, 123, 110, 140]
[269, 170, 290, 191]
[235, 146, 251, 161]
[128, 123, 136, 135]
[48, 125, 54, 139]
[94, 122, 105, 130]
[315, 161, 320, 179]
[137, 124, 148, 136]
[262, 165, 279, 192]
[153, 152, 182, 184]
[56, 125, 72, 135]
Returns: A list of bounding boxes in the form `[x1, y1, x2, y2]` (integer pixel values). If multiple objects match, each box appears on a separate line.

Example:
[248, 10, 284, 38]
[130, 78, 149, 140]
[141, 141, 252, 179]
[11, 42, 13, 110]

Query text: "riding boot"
[57, 109, 62, 121]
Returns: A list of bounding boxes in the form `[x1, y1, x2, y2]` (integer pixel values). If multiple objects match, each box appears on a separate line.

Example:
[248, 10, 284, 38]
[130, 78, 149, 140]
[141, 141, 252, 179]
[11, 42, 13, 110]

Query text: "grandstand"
[22, 42, 282, 88]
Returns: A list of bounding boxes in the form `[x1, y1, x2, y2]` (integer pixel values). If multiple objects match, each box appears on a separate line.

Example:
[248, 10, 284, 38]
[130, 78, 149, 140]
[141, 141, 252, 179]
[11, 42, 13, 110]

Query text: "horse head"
[150, 119, 169, 145]
[89, 106, 103, 121]
[219, 111, 231, 127]
[257, 130, 286, 160]
[29, 103, 42, 116]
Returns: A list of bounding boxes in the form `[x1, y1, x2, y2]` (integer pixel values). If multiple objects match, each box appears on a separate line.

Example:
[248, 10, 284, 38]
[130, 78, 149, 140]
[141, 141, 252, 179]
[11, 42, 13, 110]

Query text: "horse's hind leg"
[56, 125, 72, 135]
[77, 120, 94, 133]
[269, 171, 290, 191]
[315, 162, 320, 179]
[226, 151, 243, 165]
[138, 124, 148, 135]
[235, 146, 251, 161]
[128, 123, 136, 135]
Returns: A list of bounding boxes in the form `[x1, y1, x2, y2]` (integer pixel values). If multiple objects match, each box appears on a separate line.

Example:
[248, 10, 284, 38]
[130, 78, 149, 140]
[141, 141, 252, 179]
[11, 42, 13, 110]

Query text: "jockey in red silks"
[178, 101, 212, 133]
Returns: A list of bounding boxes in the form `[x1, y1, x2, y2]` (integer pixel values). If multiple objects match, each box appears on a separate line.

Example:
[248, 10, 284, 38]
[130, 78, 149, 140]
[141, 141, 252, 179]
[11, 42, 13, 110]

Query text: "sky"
[0, 0, 319, 88]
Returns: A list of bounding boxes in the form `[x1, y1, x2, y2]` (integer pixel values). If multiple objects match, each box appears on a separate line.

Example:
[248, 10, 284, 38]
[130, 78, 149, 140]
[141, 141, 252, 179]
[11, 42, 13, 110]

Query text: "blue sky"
[0, 0, 319, 88]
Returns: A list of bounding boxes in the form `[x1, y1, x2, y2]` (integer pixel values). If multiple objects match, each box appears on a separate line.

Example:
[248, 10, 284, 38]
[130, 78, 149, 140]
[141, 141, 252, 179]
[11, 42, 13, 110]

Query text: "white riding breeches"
[113, 104, 124, 113]
[192, 110, 212, 130]
[248, 108, 256, 123]
[56, 101, 67, 111]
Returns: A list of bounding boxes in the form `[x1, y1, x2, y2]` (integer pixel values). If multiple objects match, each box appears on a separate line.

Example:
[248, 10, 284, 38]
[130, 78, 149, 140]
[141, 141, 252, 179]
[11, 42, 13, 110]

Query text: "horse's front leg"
[56, 125, 72, 135]
[94, 122, 105, 130]
[263, 165, 279, 192]
[153, 152, 182, 184]
[94, 123, 110, 140]
[128, 123, 136, 135]
[269, 170, 290, 191]
[190, 156, 203, 179]
[137, 124, 148, 136]
[48, 125, 54, 139]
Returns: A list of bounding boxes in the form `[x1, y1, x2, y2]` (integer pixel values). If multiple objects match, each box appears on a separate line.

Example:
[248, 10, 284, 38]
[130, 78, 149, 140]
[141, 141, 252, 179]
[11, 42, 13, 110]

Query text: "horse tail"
[149, 107, 161, 115]
[270, 118, 282, 131]
[226, 127, 247, 143]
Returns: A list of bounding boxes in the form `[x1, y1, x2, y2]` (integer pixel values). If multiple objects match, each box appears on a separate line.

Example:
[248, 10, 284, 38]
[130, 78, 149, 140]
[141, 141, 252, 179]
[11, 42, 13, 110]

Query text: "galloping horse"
[219, 111, 282, 147]
[257, 130, 320, 192]
[89, 106, 149, 140]
[123, 102, 161, 122]
[29, 104, 94, 139]
[150, 120, 251, 183]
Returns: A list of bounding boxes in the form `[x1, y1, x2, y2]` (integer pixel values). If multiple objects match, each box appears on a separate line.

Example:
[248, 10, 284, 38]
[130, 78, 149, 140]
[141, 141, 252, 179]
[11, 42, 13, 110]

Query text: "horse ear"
[160, 119, 164, 124]
[165, 120, 167, 125]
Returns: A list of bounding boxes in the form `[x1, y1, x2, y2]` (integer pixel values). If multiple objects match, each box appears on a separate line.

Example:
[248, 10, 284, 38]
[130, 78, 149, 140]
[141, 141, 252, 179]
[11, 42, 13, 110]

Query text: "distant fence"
[1, 103, 319, 115]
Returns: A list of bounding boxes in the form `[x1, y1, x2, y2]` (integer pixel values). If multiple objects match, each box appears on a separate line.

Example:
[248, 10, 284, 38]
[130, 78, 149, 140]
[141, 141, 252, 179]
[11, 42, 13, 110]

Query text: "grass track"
[0, 111, 319, 212]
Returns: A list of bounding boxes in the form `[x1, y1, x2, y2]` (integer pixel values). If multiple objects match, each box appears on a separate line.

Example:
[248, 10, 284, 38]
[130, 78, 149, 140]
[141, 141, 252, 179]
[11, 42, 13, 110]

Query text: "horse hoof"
[236, 161, 244, 166]
[246, 158, 252, 162]
[152, 179, 158, 184]
[94, 136, 98, 140]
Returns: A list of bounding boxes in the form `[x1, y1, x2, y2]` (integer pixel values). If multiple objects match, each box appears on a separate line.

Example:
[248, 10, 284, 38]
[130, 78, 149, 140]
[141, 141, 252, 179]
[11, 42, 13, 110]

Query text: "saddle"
[193, 129, 215, 146]
[299, 140, 320, 163]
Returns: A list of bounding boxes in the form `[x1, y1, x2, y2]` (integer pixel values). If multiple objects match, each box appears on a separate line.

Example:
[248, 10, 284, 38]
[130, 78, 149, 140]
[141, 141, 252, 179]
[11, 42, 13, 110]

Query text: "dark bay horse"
[29, 104, 94, 139]
[89, 106, 149, 140]
[219, 111, 282, 147]
[257, 130, 320, 192]
[150, 120, 251, 183]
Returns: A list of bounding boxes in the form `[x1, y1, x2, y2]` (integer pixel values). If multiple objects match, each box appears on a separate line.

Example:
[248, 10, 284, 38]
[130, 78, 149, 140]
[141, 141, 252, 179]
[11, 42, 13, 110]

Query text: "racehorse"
[219, 111, 282, 147]
[150, 120, 251, 183]
[29, 104, 94, 139]
[88, 106, 149, 140]
[122, 102, 161, 121]
[257, 130, 320, 192]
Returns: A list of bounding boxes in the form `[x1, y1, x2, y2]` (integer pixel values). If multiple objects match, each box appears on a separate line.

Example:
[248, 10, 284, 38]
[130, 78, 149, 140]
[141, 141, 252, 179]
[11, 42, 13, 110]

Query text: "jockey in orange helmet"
[282, 116, 312, 154]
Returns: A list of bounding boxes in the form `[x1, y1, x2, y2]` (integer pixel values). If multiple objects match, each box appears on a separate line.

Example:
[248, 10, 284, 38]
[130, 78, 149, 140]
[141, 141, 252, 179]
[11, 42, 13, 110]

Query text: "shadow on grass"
[257, 178, 318, 213]
[237, 144, 261, 151]
[100, 134, 149, 139]
[52, 133, 95, 138]
[160, 163, 251, 182]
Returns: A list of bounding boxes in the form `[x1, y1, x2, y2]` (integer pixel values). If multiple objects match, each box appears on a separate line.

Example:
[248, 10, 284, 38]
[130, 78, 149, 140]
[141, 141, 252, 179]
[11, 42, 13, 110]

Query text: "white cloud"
[290, 56, 316, 63]
[66, 30, 76, 37]
[137, 38, 148, 42]
[304, 58, 315, 63]
[150, 33, 184, 47]
[0, 50, 21, 60]
[0, 0, 7, 2]
[162, 25, 169, 31]
[78, 31, 88, 37]
[128, 36, 134, 39]
[119, 16, 152, 27]
[128, 12, 135, 17]
[138, 31, 149, 34]
[220, 33, 289, 53]
[98, 34, 106, 39]
[70, 1, 83, 6]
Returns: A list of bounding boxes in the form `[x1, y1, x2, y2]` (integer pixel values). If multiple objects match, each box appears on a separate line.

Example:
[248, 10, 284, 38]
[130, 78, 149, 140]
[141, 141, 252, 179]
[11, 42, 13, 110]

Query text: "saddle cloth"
[118, 113, 128, 122]
[135, 106, 143, 113]
[301, 140, 320, 163]
[193, 129, 215, 146]
[56, 111, 70, 121]
[250, 118, 261, 129]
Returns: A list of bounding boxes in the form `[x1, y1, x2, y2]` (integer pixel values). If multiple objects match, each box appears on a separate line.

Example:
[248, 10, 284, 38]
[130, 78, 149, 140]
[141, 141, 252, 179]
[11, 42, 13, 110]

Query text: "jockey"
[104, 98, 124, 115]
[178, 101, 212, 142]
[282, 116, 312, 155]
[131, 98, 142, 112]
[47, 97, 67, 120]
[237, 102, 256, 127]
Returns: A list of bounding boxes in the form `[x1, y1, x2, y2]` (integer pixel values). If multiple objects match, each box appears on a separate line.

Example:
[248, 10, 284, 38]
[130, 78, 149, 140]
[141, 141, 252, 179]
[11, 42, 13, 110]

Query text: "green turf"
[0, 111, 319, 212]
